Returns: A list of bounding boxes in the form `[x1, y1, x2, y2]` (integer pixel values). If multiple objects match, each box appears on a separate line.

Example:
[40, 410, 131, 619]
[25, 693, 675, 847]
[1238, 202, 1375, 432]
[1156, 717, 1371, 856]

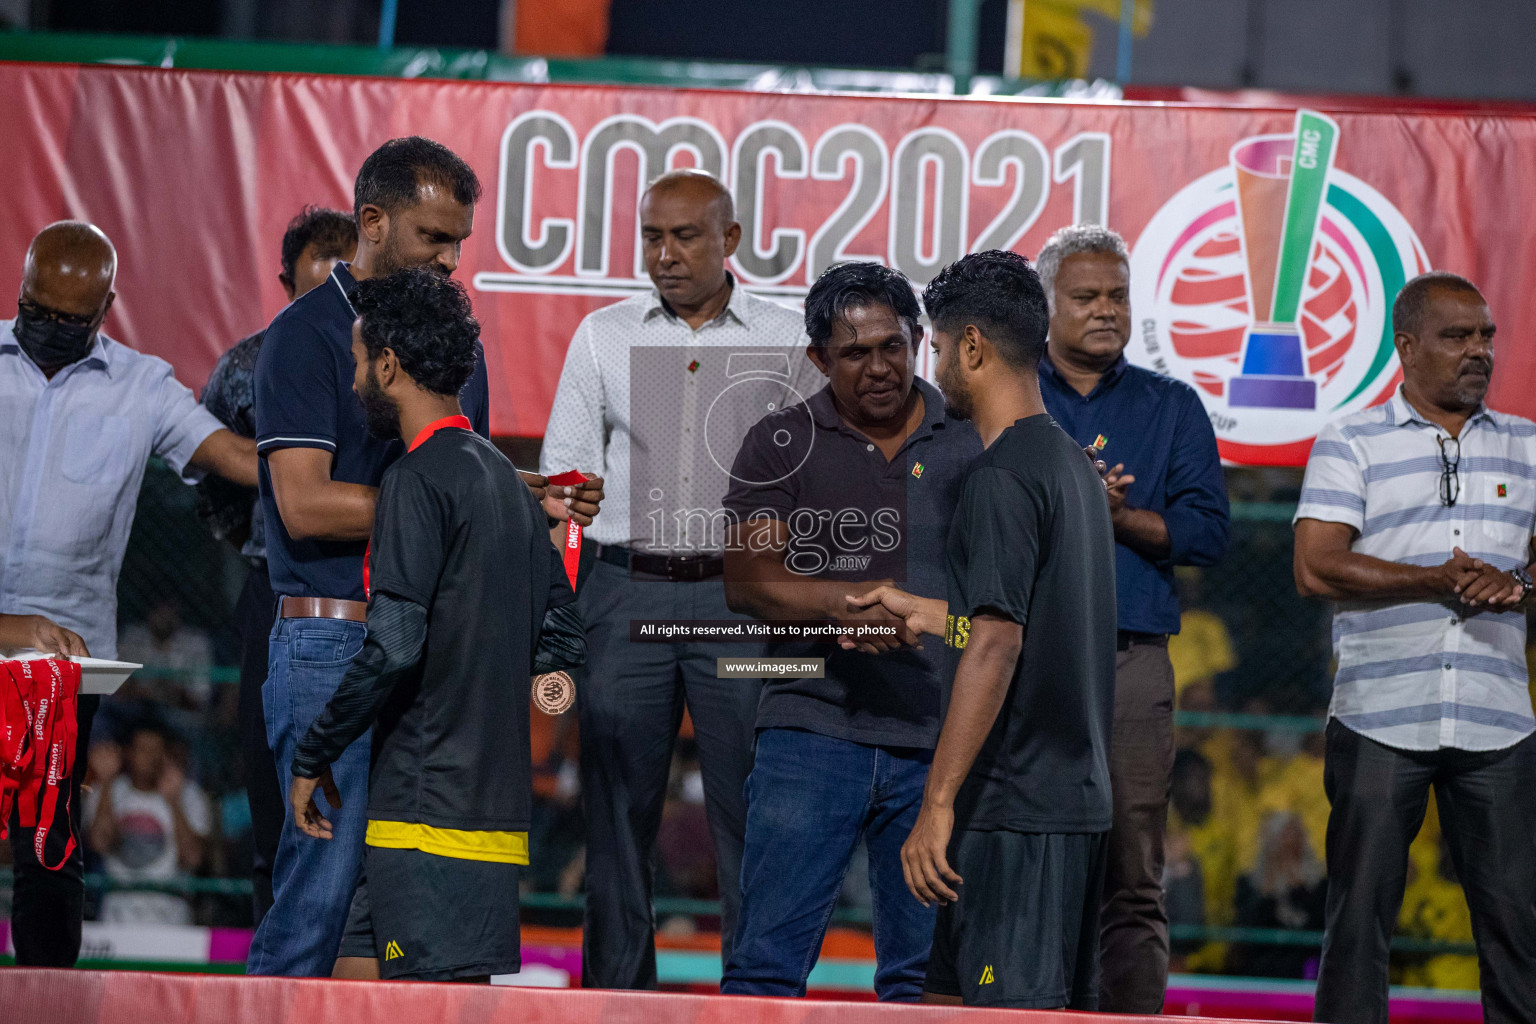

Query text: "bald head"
[642, 169, 735, 230]
[22, 221, 117, 319]
[638, 170, 742, 319]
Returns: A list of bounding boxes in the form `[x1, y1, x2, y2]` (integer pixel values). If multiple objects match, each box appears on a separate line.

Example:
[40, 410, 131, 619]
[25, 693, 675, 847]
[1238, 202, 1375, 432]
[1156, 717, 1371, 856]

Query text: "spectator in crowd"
[656, 743, 716, 904]
[249, 138, 601, 978]
[1295, 271, 1536, 1024]
[1, 221, 256, 967]
[118, 599, 215, 704]
[84, 726, 212, 925]
[539, 168, 818, 988]
[719, 262, 979, 1001]
[1164, 748, 1235, 974]
[197, 205, 357, 929]
[1167, 568, 1237, 706]
[1034, 224, 1231, 1014]
[1227, 811, 1326, 979]
[1397, 832, 1478, 992]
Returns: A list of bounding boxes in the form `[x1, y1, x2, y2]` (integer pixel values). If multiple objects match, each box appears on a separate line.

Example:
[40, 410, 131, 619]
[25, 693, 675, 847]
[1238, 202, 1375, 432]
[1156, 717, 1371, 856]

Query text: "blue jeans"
[722, 728, 935, 1001]
[246, 616, 370, 977]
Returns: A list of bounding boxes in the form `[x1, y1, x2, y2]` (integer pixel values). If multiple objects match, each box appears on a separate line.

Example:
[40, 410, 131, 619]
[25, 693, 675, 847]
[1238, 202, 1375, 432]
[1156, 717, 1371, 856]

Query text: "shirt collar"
[1039, 352, 1128, 397]
[1, 320, 113, 378]
[407, 413, 472, 452]
[332, 262, 360, 313]
[644, 272, 750, 328]
[807, 376, 949, 439]
[1387, 386, 1495, 430]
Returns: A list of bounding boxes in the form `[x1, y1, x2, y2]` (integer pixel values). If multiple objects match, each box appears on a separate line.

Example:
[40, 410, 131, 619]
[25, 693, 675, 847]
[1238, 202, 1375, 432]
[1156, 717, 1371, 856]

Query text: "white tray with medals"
[3, 652, 141, 695]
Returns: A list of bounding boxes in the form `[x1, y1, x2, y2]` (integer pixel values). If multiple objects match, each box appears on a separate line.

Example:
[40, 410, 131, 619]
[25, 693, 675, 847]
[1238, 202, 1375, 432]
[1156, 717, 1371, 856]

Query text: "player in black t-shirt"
[850, 251, 1117, 1009]
[286, 268, 579, 982]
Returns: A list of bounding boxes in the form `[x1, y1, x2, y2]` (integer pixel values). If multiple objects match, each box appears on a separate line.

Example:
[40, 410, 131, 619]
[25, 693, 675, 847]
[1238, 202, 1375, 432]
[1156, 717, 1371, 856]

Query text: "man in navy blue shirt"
[249, 137, 602, 978]
[1035, 224, 1229, 1014]
[720, 262, 981, 1001]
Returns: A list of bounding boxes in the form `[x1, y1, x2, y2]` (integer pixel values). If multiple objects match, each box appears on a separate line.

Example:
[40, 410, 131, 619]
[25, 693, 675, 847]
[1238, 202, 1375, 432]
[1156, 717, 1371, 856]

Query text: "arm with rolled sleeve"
[1161, 387, 1231, 567]
[539, 318, 607, 480]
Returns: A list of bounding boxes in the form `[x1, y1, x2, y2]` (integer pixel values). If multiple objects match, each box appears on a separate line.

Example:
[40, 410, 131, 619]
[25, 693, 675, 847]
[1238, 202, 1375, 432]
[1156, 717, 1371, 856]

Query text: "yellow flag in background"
[1005, 0, 1154, 81]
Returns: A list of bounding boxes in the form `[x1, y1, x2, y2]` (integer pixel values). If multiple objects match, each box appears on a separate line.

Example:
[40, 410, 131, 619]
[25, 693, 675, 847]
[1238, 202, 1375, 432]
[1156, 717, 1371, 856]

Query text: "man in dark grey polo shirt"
[719, 262, 982, 1000]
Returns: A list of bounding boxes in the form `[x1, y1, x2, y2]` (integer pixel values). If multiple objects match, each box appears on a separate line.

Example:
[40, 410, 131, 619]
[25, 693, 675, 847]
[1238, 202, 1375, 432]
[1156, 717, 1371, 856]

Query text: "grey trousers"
[576, 558, 762, 989]
[1098, 637, 1175, 1014]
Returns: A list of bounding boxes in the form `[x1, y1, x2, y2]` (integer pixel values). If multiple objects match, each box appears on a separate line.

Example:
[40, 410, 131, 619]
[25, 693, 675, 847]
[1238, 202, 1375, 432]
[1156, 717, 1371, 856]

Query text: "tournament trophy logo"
[1128, 110, 1430, 464]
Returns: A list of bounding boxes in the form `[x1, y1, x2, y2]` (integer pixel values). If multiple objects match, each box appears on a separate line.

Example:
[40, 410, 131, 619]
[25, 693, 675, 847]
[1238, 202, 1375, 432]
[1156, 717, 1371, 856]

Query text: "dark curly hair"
[352, 268, 479, 397]
[354, 136, 482, 218]
[804, 261, 922, 350]
[921, 250, 1049, 369]
[279, 206, 356, 284]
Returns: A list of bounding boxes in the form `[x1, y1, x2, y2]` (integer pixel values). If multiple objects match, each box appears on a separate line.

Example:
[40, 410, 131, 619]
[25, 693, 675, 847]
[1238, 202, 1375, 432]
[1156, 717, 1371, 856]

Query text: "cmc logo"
[1127, 110, 1430, 465]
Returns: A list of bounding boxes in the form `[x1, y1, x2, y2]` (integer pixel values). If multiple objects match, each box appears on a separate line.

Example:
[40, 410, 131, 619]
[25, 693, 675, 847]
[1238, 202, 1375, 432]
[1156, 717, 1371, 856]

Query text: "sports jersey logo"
[945, 615, 970, 649]
[384, 940, 405, 960]
[1128, 110, 1429, 465]
[979, 964, 995, 984]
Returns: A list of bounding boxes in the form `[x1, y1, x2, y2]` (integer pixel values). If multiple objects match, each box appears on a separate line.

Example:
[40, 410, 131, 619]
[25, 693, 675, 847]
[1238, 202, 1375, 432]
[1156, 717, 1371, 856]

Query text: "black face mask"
[13, 306, 98, 371]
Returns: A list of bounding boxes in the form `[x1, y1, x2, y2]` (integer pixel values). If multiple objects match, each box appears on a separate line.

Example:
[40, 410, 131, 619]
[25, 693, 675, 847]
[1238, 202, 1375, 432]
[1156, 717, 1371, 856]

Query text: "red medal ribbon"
[546, 470, 589, 591]
[0, 657, 81, 869]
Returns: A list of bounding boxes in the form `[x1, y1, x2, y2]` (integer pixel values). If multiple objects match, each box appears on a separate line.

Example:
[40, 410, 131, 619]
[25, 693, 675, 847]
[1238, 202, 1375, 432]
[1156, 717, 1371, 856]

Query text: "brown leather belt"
[279, 597, 367, 622]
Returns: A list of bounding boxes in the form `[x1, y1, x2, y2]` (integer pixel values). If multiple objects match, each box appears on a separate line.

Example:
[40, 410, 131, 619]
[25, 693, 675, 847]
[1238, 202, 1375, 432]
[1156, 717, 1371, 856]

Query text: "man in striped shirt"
[1294, 272, 1536, 1024]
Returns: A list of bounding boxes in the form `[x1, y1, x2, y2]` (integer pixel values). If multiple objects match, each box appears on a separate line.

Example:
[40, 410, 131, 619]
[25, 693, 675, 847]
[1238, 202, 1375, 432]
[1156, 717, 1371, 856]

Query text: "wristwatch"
[1512, 567, 1534, 604]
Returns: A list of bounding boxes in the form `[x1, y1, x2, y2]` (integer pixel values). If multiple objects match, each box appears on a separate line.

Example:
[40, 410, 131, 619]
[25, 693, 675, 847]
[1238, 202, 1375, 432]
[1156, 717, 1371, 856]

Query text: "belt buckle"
[667, 555, 709, 583]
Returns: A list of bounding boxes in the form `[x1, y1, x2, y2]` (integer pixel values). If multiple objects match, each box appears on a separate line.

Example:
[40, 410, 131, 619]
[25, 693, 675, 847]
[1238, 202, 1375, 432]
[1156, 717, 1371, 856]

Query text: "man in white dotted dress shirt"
[540, 170, 823, 988]
[1294, 272, 1536, 1024]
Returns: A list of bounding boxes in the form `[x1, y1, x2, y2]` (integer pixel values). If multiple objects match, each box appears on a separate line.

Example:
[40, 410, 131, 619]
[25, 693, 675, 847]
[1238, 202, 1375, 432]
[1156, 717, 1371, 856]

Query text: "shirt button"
[866, 444, 875, 452]
[1444, 663, 1452, 670]
[1454, 529, 1461, 536]
[1450, 616, 1458, 625]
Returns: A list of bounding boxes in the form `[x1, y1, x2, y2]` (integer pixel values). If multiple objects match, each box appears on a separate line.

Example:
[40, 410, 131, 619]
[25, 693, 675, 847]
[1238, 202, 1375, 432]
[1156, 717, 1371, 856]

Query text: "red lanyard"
[0, 658, 81, 869]
[546, 471, 588, 590]
[364, 415, 473, 599]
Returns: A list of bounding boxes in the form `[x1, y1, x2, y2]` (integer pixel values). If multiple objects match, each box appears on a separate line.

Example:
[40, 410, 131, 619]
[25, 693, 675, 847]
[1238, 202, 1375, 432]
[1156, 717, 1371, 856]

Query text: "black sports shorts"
[338, 845, 522, 980]
[924, 828, 1108, 1009]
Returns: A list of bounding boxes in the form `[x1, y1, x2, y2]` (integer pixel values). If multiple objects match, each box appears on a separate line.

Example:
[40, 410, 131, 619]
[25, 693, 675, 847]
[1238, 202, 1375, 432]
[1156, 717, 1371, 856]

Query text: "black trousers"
[8, 693, 98, 966]
[575, 560, 761, 989]
[234, 563, 283, 927]
[1314, 721, 1536, 1024]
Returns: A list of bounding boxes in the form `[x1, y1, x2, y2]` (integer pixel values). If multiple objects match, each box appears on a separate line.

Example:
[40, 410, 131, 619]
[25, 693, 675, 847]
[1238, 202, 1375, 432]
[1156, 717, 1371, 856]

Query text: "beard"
[358, 365, 402, 440]
[373, 228, 450, 278]
[936, 358, 973, 420]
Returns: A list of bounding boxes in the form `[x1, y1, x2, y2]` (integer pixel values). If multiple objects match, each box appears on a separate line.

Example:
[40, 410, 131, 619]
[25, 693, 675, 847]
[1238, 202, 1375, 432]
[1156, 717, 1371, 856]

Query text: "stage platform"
[0, 967, 1486, 1024]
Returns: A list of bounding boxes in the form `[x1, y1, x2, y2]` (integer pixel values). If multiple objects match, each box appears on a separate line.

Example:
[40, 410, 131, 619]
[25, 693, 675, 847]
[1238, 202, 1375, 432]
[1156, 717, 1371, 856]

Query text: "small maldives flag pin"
[912, 462, 925, 479]
[1498, 482, 1509, 498]
[687, 359, 700, 373]
[1093, 433, 1108, 450]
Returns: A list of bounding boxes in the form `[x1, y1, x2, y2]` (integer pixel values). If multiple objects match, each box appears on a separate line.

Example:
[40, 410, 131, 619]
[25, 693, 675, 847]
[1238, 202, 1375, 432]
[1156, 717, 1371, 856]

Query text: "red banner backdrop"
[3, 61, 1533, 463]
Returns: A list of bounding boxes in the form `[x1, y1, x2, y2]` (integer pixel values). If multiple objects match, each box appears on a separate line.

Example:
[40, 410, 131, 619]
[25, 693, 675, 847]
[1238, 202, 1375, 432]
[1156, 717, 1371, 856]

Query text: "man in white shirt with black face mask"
[0, 220, 256, 967]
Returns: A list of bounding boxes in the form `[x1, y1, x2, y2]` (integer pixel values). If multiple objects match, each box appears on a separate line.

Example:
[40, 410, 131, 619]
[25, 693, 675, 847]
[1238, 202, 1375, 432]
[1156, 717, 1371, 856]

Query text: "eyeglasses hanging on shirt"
[1437, 434, 1460, 507]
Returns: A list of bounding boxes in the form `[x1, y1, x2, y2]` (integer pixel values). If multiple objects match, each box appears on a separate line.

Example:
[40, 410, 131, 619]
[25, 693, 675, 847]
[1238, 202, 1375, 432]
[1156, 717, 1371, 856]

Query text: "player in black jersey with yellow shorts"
[287, 267, 580, 981]
[850, 251, 1117, 1009]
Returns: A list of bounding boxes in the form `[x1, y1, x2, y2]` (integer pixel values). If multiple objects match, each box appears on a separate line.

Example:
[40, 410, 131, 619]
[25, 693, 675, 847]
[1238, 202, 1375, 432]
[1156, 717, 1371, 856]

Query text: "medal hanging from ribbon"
[545, 471, 588, 591]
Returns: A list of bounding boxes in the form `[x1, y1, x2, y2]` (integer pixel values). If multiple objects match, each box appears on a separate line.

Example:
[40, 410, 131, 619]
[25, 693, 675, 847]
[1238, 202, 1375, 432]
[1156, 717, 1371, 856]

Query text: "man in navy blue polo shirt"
[719, 262, 981, 1000]
[249, 137, 602, 978]
[1034, 224, 1229, 1014]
